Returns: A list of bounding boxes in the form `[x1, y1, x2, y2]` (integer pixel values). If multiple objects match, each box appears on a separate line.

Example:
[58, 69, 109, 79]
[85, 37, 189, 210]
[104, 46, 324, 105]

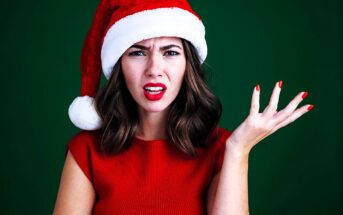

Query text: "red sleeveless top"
[67, 127, 231, 214]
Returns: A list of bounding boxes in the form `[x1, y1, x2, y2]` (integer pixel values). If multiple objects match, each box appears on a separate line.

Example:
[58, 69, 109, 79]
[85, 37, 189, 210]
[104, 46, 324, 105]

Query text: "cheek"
[123, 72, 139, 95]
[121, 61, 140, 86]
[172, 62, 186, 84]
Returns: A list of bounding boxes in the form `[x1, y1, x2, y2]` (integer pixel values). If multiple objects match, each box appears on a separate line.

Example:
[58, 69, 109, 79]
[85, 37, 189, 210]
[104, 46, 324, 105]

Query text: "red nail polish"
[278, 80, 283, 88]
[307, 104, 314, 111]
[302, 92, 308, 99]
[256, 84, 260, 91]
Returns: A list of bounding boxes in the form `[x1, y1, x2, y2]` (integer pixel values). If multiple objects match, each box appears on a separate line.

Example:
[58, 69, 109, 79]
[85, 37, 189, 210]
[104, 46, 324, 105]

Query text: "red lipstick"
[143, 83, 167, 101]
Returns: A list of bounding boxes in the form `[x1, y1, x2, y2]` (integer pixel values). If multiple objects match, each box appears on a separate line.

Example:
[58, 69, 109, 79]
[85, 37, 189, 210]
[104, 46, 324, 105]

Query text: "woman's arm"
[208, 144, 250, 214]
[53, 151, 95, 215]
[208, 81, 313, 214]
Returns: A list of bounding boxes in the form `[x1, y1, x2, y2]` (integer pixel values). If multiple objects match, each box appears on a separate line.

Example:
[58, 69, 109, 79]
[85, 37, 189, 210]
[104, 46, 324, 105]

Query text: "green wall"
[1, 0, 341, 214]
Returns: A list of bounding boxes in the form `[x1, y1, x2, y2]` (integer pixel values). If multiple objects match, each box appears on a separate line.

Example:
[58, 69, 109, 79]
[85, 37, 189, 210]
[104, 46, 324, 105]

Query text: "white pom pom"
[68, 96, 102, 130]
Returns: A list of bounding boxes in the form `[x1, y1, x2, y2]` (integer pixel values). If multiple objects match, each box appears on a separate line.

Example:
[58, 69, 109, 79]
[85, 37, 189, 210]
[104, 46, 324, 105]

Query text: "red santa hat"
[68, 0, 207, 130]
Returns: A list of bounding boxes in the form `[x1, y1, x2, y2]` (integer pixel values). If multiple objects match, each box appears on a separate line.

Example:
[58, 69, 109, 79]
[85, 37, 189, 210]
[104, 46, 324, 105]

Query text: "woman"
[53, 0, 313, 214]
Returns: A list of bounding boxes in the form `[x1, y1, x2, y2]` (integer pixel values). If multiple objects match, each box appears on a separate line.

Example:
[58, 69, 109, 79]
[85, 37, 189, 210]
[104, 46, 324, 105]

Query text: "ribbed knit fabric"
[67, 127, 231, 214]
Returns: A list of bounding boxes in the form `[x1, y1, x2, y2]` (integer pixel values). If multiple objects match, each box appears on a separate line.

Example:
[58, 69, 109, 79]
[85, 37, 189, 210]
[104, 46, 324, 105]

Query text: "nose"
[145, 52, 163, 78]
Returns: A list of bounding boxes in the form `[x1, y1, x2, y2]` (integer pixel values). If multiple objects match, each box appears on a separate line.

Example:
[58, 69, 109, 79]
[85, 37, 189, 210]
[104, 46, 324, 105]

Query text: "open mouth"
[143, 83, 167, 101]
[144, 86, 165, 94]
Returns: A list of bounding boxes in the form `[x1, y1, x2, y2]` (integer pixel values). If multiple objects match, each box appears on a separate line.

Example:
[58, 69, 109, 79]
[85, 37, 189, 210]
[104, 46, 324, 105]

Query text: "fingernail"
[302, 92, 308, 99]
[256, 84, 260, 91]
[307, 104, 314, 111]
[278, 80, 283, 88]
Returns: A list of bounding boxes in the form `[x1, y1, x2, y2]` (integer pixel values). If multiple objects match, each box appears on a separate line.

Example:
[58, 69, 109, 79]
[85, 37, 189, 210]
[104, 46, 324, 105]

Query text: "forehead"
[134, 36, 182, 46]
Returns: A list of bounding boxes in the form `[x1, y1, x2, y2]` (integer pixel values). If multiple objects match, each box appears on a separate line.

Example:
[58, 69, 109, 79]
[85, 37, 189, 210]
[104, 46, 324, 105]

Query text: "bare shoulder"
[53, 151, 95, 215]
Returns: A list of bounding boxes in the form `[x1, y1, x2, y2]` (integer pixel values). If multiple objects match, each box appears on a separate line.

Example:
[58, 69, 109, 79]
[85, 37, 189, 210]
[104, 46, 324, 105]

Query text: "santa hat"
[68, 0, 207, 130]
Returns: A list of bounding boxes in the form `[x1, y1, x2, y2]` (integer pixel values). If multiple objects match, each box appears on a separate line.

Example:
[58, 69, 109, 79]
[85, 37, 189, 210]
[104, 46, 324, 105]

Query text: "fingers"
[249, 81, 313, 130]
[263, 80, 282, 115]
[249, 84, 260, 115]
[273, 104, 313, 132]
[235, 82, 313, 148]
[274, 91, 308, 125]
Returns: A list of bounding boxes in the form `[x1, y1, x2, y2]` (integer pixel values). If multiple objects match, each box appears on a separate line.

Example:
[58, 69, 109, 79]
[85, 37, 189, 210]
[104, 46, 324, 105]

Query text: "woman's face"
[121, 37, 186, 114]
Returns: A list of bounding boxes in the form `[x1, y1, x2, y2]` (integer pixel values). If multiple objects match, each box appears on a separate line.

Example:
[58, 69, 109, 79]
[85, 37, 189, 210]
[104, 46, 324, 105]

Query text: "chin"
[138, 102, 171, 114]
[142, 105, 169, 113]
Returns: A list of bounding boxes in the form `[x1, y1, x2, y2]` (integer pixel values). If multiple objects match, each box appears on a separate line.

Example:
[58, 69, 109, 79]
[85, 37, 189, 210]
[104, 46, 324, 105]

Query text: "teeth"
[148, 91, 160, 95]
[144, 87, 164, 92]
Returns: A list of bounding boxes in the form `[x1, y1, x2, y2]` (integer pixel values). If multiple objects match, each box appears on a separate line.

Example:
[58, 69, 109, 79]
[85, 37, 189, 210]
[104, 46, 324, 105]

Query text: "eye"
[164, 51, 180, 56]
[128, 50, 146, 56]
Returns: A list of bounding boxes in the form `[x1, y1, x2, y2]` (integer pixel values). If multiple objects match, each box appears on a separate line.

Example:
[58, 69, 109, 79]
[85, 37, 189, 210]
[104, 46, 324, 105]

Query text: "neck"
[136, 108, 169, 140]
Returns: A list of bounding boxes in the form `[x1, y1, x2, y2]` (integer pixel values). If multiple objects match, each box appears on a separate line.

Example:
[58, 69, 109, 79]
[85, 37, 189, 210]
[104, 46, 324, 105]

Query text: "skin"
[53, 151, 95, 215]
[53, 37, 312, 214]
[121, 36, 186, 140]
[208, 82, 312, 214]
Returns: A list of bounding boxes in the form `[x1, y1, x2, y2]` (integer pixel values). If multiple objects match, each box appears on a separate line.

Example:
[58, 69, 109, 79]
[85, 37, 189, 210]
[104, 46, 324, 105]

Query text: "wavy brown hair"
[95, 39, 222, 157]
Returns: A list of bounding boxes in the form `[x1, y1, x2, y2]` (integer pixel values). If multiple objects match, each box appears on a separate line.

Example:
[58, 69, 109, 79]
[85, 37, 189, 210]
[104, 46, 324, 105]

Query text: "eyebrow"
[130, 44, 182, 50]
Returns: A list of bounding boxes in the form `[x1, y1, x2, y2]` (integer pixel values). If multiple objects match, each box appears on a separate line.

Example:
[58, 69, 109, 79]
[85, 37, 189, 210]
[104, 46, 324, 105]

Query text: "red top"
[67, 127, 231, 214]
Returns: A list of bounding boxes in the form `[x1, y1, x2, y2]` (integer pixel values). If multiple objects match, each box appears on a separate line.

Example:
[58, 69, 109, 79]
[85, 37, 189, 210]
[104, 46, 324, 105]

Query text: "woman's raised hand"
[226, 81, 313, 156]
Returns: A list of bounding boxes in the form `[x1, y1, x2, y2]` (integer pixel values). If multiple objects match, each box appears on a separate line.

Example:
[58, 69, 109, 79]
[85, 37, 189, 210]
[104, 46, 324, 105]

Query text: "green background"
[1, 0, 342, 214]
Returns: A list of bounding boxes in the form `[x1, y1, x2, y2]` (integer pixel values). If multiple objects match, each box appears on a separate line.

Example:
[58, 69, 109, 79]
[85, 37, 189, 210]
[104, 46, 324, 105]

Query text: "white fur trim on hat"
[101, 7, 207, 79]
[68, 96, 102, 130]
